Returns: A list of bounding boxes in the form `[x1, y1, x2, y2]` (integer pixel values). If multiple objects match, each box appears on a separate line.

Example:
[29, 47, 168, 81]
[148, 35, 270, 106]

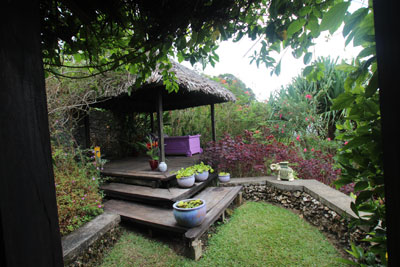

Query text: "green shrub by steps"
[52, 144, 104, 236]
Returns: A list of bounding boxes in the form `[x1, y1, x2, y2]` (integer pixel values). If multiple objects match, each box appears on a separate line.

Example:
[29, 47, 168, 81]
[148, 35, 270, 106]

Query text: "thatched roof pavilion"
[88, 61, 235, 162]
[92, 61, 236, 113]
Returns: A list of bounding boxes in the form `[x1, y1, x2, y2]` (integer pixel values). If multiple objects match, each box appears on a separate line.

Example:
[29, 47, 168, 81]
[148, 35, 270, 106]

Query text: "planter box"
[164, 135, 202, 157]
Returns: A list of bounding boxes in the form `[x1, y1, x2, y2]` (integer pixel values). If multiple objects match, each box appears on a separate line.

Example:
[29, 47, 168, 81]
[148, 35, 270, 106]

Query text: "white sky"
[182, 2, 365, 101]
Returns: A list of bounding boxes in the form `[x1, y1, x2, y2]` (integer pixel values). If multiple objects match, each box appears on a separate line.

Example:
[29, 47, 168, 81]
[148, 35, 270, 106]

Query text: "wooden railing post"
[210, 104, 216, 142]
[157, 90, 165, 162]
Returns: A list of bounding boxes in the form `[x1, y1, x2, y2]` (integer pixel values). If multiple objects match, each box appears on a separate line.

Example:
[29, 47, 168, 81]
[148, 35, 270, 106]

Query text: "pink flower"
[296, 135, 300, 141]
[305, 94, 312, 100]
[327, 137, 331, 141]
[92, 177, 96, 181]
[281, 129, 284, 133]
[98, 205, 102, 208]
[279, 114, 283, 119]
[304, 148, 307, 152]
[311, 148, 315, 152]
[344, 141, 349, 145]
[305, 117, 308, 121]
[81, 197, 85, 200]
[244, 91, 250, 95]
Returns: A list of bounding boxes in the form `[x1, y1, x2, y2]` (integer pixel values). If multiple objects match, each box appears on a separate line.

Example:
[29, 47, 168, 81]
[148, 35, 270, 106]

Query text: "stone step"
[104, 186, 242, 240]
[101, 174, 216, 206]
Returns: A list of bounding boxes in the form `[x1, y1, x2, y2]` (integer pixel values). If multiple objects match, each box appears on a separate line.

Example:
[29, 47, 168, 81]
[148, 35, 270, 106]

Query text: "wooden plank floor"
[101, 155, 201, 181]
[100, 174, 216, 206]
[104, 186, 242, 239]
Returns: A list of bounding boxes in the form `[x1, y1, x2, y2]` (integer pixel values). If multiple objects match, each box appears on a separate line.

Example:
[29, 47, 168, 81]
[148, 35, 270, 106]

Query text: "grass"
[100, 202, 345, 267]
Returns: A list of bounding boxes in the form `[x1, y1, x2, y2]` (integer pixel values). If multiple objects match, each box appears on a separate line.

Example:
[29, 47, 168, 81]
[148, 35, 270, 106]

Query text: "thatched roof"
[91, 61, 236, 113]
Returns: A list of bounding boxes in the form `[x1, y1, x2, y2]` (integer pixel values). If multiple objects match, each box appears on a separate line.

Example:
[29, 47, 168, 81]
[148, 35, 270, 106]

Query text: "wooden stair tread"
[101, 176, 215, 204]
[104, 186, 242, 239]
[101, 169, 173, 181]
[104, 199, 186, 233]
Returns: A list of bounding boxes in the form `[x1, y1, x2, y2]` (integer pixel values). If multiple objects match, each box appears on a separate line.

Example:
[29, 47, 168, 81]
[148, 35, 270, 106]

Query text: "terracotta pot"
[149, 160, 159, 170]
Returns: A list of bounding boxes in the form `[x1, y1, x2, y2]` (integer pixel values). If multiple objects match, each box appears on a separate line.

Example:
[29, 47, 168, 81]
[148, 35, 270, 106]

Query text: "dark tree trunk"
[0, 1, 63, 266]
[327, 121, 336, 140]
[373, 0, 400, 265]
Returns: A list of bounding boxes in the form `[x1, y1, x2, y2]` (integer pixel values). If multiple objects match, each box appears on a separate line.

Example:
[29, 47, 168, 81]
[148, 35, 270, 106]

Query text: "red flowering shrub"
[201, 131, 351, 194]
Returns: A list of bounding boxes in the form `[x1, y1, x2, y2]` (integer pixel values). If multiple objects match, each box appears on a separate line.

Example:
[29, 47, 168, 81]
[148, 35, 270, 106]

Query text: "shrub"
[201, 130, 347, 193]
[52, 144, 105, 236]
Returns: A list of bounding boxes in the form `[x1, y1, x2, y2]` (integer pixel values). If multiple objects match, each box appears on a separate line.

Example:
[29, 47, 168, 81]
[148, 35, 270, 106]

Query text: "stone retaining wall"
[222, 179, 366, 252]
[62, 212, 121, 266]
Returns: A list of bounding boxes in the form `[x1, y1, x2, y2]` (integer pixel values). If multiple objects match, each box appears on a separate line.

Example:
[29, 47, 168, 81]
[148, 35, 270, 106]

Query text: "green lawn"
[100, 202, 345, 267]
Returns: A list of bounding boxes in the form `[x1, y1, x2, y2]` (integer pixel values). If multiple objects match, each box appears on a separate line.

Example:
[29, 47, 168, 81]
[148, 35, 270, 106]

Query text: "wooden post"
[235, 191, 243, 206]
[150, 112, 155, 134]
[373, 1, 400, 265]
[157, 90, 165, 162]
[188, 239, 203, 261]
[210, 104, 216, 142]
[0, 1, 64, 265]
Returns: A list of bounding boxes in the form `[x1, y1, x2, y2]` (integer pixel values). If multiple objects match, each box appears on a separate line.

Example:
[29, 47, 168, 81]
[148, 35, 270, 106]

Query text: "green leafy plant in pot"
[174, 167, 196, 188]
[218, 172, 230, 183]
[192, 162, 214, 182]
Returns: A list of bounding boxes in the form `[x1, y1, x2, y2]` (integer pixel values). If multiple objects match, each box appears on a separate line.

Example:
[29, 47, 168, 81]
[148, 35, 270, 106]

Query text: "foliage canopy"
[41, 0, 383, 264]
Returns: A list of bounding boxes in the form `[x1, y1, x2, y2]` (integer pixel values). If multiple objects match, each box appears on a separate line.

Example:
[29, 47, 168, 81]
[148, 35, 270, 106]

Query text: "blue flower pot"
[173, 199, 206, 227]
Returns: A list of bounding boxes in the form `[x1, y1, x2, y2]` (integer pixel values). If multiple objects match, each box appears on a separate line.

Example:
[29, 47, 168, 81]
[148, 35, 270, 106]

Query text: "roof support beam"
[150, 112, 155, 134]
[157, 90, 165, 162]
[210, 104, 216, 142]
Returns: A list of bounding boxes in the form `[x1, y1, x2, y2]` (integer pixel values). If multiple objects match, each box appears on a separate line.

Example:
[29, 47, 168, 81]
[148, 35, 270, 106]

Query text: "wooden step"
[101, 175, 216, 206]
[104, 186, 243, 239]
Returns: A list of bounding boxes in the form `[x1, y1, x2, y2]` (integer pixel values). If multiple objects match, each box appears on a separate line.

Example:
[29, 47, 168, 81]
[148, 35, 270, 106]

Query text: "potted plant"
[218, 172, 230, 183]
[172, 199, 206, 227]
[175, 167, 196, 188]
[140, 136, 159, 170]
[192, 162, 214, 182]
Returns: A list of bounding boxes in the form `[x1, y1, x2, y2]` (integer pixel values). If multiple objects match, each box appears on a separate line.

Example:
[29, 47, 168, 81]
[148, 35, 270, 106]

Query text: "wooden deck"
[101, 155, 201, 187]
[100, 155, 243, 260]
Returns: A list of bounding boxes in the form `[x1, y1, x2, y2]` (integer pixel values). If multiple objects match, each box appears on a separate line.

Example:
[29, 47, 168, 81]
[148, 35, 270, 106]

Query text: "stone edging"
[226, 176, 358, 218]
[221, 176, 366, 252]
[62, 212, 121, 266]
